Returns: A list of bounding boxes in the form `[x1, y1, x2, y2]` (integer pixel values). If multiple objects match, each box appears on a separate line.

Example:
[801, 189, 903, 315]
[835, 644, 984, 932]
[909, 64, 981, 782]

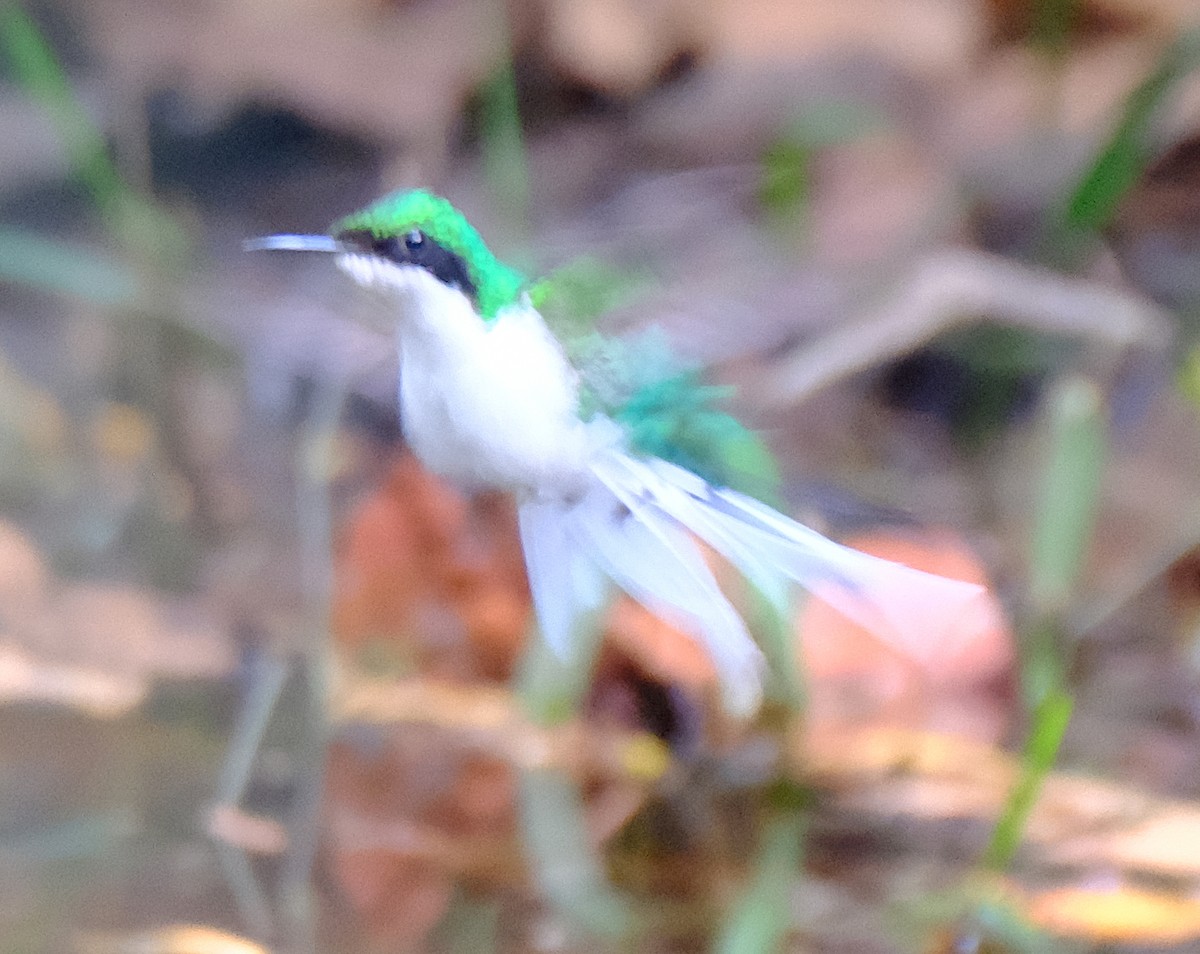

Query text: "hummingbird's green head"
[332, 190, 527, 320]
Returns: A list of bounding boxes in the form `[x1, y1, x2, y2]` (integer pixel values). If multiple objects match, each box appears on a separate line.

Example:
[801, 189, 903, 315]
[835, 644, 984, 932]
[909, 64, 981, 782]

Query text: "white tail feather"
[519, 445, 986, 717]
[611, 453, 986, 670]
[594, 454, 792, 614]
[569, 473, 766, 715]
[518, 498, 607, 655]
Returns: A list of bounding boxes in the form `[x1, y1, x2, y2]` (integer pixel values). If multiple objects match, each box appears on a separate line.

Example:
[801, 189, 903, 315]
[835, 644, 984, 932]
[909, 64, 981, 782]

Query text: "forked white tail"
[519, 447, 986, 715]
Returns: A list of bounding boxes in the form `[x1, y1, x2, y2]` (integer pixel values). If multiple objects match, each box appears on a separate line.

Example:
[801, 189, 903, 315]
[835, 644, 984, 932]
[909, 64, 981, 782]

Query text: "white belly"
[398, 297, 589, 495]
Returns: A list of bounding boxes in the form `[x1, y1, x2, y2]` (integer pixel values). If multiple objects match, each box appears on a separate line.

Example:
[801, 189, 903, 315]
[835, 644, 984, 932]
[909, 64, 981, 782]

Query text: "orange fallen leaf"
[801, 528, 1010, 684]
[605, 597, 718, 693]
[331, 453, 529, 678]
[797, 529, 1013, 739]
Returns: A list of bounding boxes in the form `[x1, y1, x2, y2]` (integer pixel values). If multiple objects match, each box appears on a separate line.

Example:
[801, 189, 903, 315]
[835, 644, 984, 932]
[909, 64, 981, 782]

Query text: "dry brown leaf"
[74, 924, 266, 954]
[47, 584, 232, 680]
[331, 453, 529, 678]
[1041, 805, 1200, 878]
[542, 0, 703, 96]
[804, 722, 1200, 897]
[77, 0, 508, 152]
[1025, 884, 1200, 944]
[323, 726, 521, 944]
[327, 850, 454, 947]
[331, 675, 672, 784]
[0, 512, 232, 715]
[0, 521, 49, 630]
[706, 0, 985, 77]
[0, 644, 145, 717]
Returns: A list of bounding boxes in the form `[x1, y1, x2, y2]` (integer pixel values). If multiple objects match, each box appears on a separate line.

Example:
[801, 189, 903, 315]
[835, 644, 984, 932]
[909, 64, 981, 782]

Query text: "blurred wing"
[602, 452, 986, 669]
[522, 441, 982, 715]
[593, 453, 791, 614]
[573, 467, 766, 716]
[518, 498, 607, 655]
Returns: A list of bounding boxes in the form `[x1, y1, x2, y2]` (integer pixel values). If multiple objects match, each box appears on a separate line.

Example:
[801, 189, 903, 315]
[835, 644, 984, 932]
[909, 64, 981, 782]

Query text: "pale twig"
[753, 249, 1174, 409]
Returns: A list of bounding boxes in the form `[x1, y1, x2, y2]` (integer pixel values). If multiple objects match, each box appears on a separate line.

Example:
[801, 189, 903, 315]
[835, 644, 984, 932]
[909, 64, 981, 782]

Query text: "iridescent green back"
[582, 334, 780, 501]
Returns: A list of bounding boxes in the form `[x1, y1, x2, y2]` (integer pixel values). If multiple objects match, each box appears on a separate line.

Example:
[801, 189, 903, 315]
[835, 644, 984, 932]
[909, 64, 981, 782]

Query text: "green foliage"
[1050, 26, 1200, 259]
[614, 370, 780, 502]
[758, 102, 882, 236]
[758, 135, 812, 232]
[931, 324, 1074, 450]
[1022, 377, 1104, 712]
[1028, 378, 1106, 620]
[0, 227, 138, 305]
[463, 0, 530, 236]
[905, 889, 1061, 954]
[0, 1, 188, 264]
[981, 688, 1073, 872]
[477, 53, 529, 237]
[0, 2, 123, 211]
[1178, 344, 1200, 407]
[745, 581, 805, 710]
[516, 601, 609, 725]
[518, 768, 634, 938]
[978, 378, 1102, 881]
[713, 813, 805, 954]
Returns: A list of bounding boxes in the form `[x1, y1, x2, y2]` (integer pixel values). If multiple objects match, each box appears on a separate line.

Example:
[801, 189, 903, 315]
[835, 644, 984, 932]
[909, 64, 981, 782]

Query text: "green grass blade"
[518, 768, 633, 938]
[746, 586, 805, 711]
[515, 573, 611, 725]
[0, 1, 124, 211]
[758, 102, 882, 240]
[0, 228, 140, 303]
[476, 0, 529, 236]
[979, 378, 1100, 876]
[981, 688, 1072, 872]
[0, 3, 190, 264]
[713, 814, 805, 954]
[1028, 377, 1106, 617]
[1064, 27, 1200, 233]
[1024, 376, 1104, 710]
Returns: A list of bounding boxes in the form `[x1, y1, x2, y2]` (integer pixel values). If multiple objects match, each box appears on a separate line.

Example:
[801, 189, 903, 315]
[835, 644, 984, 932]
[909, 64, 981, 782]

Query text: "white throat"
[337, 254, 591, 495]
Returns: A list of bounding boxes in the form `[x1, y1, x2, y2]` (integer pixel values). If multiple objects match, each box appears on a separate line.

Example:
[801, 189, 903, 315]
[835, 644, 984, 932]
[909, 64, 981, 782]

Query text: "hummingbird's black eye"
[336, 227, 478, 300]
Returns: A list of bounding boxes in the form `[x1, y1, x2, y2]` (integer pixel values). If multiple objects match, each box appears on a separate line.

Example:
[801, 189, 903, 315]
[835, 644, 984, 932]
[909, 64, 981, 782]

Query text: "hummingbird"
[248, 189, 984, 714]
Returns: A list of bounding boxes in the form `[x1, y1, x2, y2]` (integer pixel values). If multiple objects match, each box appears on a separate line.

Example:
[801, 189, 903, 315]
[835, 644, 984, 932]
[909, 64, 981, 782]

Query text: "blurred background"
[4, 0, 1200, 951]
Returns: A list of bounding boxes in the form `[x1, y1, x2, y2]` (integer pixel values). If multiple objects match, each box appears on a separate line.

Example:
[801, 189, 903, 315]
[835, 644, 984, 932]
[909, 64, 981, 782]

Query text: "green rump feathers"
[339, 189, 780, 500]
[568, 330, 781, 503]
[333, 190, 526, 320]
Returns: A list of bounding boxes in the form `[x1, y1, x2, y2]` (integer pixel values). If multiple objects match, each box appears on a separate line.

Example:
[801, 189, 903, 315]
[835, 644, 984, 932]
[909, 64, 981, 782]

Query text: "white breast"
[340, 257, 589, 495]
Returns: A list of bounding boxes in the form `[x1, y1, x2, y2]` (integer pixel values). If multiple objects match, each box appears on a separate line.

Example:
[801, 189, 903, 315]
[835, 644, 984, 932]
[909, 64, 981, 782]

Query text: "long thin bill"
[242, 234, 343, 253]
